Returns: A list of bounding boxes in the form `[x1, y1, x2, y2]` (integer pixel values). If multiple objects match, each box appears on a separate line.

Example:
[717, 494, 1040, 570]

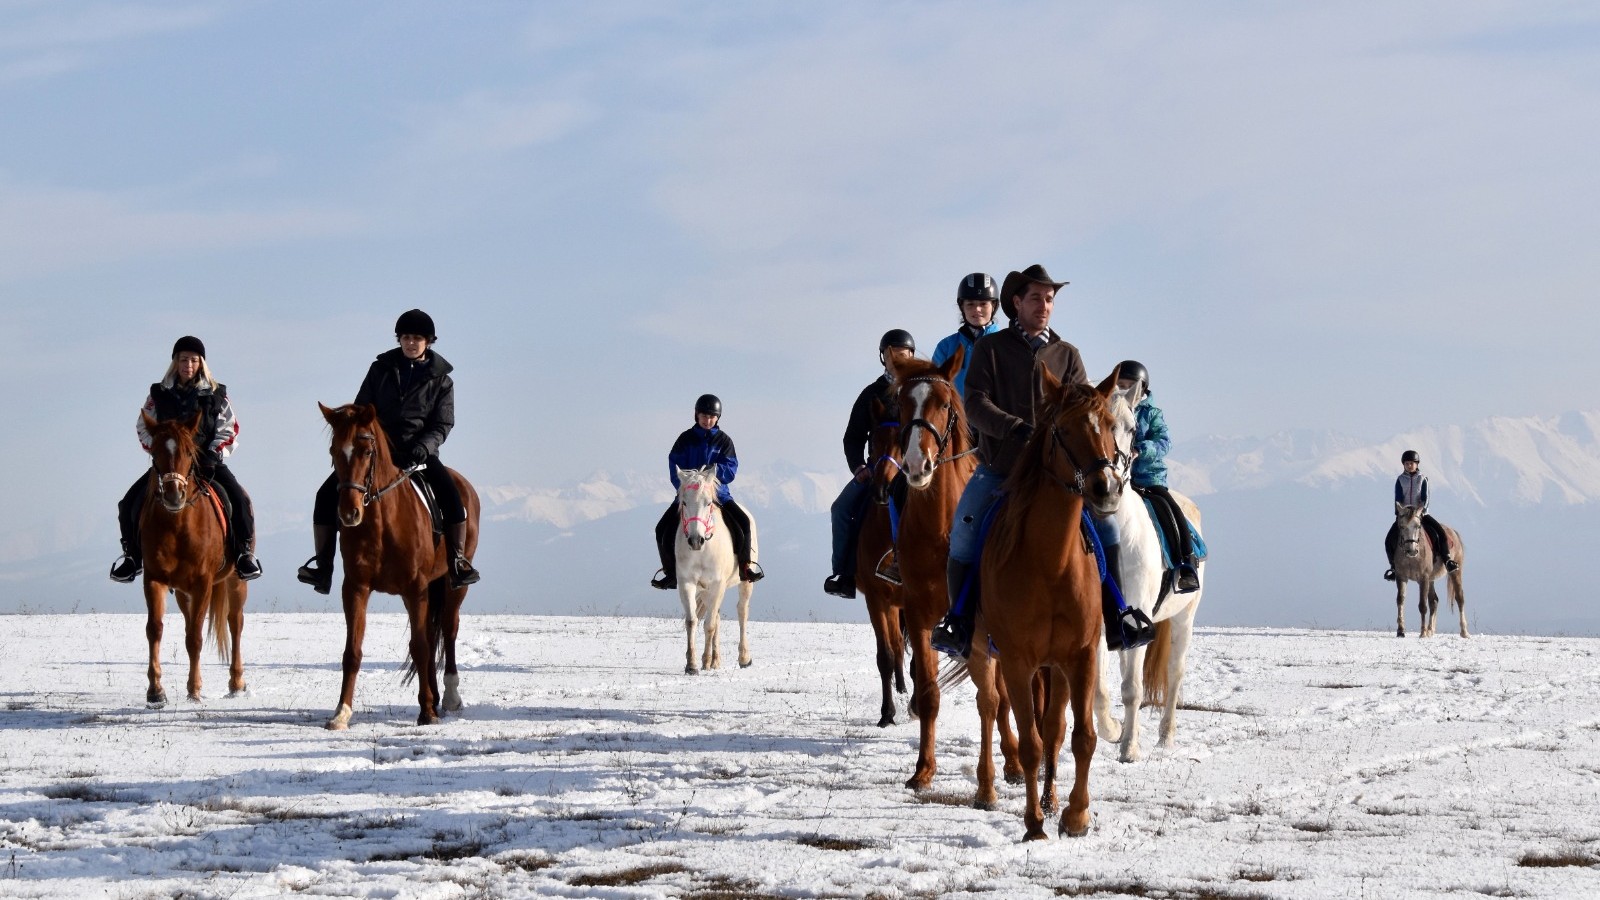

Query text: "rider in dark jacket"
[297, 309, 480, 592]
[110, 336, 261, 583]
[650, 394, 764, 589]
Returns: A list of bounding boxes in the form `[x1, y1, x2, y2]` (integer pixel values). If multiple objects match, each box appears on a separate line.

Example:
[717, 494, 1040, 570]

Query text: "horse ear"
[319, 402, 338, 424]
[184, 409, 205, 433]
[1396, 501, 1405, 515]
[1095, 367, 1120, 400]
[356, 404, 377, 425]
[141, 410, 159, 431]
[937, 344, 965, 383]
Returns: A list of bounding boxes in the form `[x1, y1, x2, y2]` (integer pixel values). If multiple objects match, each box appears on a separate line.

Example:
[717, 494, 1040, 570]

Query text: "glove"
[1012, 422, 1034, 444]
[409, 445, 430, 465]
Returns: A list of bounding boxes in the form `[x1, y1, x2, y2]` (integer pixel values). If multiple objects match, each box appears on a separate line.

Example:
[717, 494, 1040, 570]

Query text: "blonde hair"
[162, 356, 218, 390]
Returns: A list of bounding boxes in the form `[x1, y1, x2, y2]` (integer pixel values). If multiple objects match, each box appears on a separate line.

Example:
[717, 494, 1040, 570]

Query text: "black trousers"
[1385, 516, 1449, 565]
[1135, 483, 1195, 567]
[119, 464, 256, 554]
[654, 498, 754, 576]
[313, 454, 465, 526]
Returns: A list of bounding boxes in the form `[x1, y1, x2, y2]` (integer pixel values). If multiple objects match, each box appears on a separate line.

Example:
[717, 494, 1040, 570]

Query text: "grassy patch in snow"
[1517, 848, 1599, 868]
[796, 835, 876, 851]
[568, 862, 688, 886]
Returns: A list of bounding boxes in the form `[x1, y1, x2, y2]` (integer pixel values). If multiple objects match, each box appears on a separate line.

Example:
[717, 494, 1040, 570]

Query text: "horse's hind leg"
[143, 579, 169, 707]
[971, 645, 1000, 809]
[1421, 582, 1438, 638]
[226, 578, 247, 696]
[1394, 582, 1407, 638]
[407, 592, 440, 726]
[1093, 640, 1122, 745]
[736, 581, 753, 668]
[868, 600, 898, 726]
[441, 586, 464, 712]
[1451, 571, 1469, 638]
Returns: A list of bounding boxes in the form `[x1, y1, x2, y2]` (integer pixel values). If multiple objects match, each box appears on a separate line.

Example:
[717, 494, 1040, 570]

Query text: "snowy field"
[1, 613, 1597, 899]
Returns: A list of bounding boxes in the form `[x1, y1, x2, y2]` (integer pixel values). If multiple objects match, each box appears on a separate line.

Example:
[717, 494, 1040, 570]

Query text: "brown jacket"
[962, 325, 1089, 476]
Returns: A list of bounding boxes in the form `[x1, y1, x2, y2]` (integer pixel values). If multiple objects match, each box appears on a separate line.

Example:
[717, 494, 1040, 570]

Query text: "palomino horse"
[319, 403, 480, 729]
[1092, 389, 1206, 762]
[674, 466, 757, 674]
[969, 367, 1124, 840]
[887, 349, 978, 790]
[855, 399, 908, 727]
[1391, 503, 1468, 638]
[139, 412, 247, 707]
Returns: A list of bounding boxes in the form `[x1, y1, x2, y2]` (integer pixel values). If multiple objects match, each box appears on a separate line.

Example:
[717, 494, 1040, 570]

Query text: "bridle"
[152, 466, 203, 512]
[899, 376, 978, 470]
[679, 481, 717, 540]
[338, 432, 424, 508]
[1041, 403, 1129, 498]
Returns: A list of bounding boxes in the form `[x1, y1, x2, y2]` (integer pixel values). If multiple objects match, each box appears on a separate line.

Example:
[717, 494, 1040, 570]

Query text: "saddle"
[1131, 486, 1208, 606]
[409, 471, 445, 536]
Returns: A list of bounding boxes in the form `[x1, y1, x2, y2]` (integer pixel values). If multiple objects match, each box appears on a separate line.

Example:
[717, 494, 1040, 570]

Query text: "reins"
[899, 376, 978, 470]
[338, 432, 425, 508]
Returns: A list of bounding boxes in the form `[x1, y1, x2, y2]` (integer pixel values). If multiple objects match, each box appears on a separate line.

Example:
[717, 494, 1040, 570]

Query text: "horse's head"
[1107, 385, 1140, 493]
[866, 394, 903, 505]
[891, 347, 968, 489]
[1034, 366, 1125, 516]
[1395, 502, 1426, 560]
[144, 410, 204, 512]
[675, 465, 719, 550]
[320, 402, 392, 528]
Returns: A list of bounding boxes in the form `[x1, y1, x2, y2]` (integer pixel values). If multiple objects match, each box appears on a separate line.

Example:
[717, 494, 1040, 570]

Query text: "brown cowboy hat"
[999, 264, 1068, 319]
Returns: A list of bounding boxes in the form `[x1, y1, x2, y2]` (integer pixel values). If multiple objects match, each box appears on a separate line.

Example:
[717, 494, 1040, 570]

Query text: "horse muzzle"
[686, 535, 706, 551]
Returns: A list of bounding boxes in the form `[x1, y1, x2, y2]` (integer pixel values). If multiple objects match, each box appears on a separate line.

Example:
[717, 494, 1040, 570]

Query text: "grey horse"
[1390, 503, 1468, 638]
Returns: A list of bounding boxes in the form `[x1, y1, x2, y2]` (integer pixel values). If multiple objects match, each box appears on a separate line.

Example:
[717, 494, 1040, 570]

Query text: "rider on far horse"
[110, 336, 261, 583]
[823, 329, 916, 599]
[297, 309, 480, 593]
[650, 394, 764, 590]
[1383, 449, 1458, 580]
[931, 273, 1001, 398]
[1115, 360, 1200, 593]
[931, 264, 1154, 657]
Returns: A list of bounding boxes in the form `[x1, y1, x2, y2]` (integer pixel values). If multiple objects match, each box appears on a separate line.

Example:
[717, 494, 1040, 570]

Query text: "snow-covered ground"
[1, 613, 1597, 898]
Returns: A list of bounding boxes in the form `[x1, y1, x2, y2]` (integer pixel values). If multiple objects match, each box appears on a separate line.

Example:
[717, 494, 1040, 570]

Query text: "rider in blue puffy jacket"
[931, 273, 1001, 398]
[650, 394, 764, 590]
[1119, 361, 1199, 593]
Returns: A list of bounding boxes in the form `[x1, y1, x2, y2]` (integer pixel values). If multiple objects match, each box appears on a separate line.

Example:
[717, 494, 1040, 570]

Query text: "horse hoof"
[876, 715, 895, 728]
[226, 686, 249, 699]
[325, 720, 348, 731]
[684, 666, 699, 676]
[187, 693, 203, 703]
[739, 659, 752, 669]
[974, 795, 997, 811]
[417, 713, 440, 726]
[904, 775, 933, 791]
[1022, 828, 1049, 842]
[1004, 771, 1025, 786]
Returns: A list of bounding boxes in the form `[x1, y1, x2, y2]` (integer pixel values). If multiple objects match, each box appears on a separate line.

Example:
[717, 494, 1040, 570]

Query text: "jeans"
[829, 477, 871, 576]
[948, 464, 1007, 564]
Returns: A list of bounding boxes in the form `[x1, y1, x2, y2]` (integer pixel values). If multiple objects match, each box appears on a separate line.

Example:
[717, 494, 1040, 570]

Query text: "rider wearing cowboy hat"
[110, 336, 262, 583]
[297, 309, 480, 592]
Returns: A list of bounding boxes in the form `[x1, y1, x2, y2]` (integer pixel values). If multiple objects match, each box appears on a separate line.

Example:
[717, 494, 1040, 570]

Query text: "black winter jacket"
[843, 375, 896, 473]
[354, 348, 455, 459]
[148, 382, 231, 466]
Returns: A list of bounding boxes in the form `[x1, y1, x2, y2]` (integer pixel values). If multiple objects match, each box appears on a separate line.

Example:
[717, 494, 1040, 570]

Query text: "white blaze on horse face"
[165, 438, 178, 462]
[903, 382, 935, 484]
[342, 442, 354, 464]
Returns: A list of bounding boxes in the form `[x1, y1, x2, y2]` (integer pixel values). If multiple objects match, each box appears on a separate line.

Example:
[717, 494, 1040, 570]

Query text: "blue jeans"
[830, 477, 871, 576]
[948, 464, 1007, 564]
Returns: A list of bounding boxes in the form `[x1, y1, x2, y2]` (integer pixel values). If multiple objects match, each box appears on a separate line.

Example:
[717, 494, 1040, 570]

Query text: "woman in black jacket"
[297, 310, 480, 592]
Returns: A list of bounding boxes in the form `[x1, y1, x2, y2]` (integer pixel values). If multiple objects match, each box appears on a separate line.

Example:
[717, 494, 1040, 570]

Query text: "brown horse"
[970, 367, 1124, 840]
[139, 412, 247, 707]
[1391, 503, 1468, 638]
[319, 403, 481, 729]
[887, 349, 978, 790]
[855, 397, 908, 727]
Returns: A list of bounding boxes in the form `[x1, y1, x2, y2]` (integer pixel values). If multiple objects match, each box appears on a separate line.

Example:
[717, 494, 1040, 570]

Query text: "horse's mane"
[677, 465, 721, 499]
[989, 383, 1104, 565]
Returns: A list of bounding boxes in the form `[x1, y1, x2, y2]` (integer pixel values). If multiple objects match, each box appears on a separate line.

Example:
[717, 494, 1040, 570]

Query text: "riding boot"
[931, 558, 975, 658]
[446, 521, 479, 588]
[823, 573, 856, 598]
[874, 548, 902, 585]
[1102, 543, 1155, 651]
[1174, 561, 1200, 593]
[296, 525, 337, 595]
[109, 539, 142, 583]
[1383, 568, 1396, 581]
[651, 506, 677, 590]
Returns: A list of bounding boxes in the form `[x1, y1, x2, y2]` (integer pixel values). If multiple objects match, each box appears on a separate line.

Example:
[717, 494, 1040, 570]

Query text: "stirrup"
[873, 550, 902, 586]
[1174, 563, 1199, 594]
[236, 554, 263, 582]
[297, 556, 332, 595]
[741, 561, 764, 583]
[650, 569, 676, 590]
[449, 556, 480, 587]
[109, 555, 141, 584]
[1106, 606, 1156, 651]
[931, 616, 971, 659]
[823, 574, 856, 599]
[1444, 558, 1459, 572]
[1382, 568, 1396, 582]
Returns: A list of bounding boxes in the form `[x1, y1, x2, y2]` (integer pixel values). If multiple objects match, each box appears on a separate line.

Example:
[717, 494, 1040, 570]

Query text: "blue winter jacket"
[668, 424, 738, 504]
[1130, 394, 1171, 488]
[932, 322, 1001, 397]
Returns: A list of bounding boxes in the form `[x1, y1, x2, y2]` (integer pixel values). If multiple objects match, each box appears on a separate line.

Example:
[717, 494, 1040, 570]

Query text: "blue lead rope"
[1082, 509, 1130, 613]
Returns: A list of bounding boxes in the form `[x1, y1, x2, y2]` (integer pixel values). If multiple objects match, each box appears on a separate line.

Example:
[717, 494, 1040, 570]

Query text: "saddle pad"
[1139, 496, 1208, 567]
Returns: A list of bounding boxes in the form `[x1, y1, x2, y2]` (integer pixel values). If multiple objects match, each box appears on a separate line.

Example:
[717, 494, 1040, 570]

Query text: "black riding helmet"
[395, 309, 437, 341]
[695, 394, 722, 418]
[1402, 450, 1420, 464]
[957, 273, 998, 303]
[879, 329, 915, 365]
[1117, 360, 1150, 394]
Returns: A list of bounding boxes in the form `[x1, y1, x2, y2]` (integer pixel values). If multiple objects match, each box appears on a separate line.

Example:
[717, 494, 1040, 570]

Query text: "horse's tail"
[1141, 619, 1172, 707]
[937, 656, 971, 693]
[207, 590, 232, 665]
[402, 579, 450, 685]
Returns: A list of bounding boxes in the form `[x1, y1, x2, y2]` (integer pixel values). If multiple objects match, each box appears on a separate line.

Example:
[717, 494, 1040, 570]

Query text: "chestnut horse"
[855, 399, 908, 727]
[887, 349, 978, 790]
[319, 403, 480, 729]
[970, 367, 1125, 840]
[139, 412, 248, 707]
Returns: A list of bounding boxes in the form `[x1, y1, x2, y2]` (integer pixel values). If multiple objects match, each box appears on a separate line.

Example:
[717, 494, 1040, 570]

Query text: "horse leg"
[1452, 569, 1469, 638]
[1041, 668, 1067, 815]
[1093, 645, 1123, 745]
[1158, 607, 1197, 749]
[178, 585, 208, 701]
[680, 583, 699, 675]
[971, 644, 999, 809]
[1420, 580, 1436, 638]
[441, 587, 464, 712]
[1395, 580, 1407, 638]
[736, 580, 753, 668]
[868, 600, 899, 727]
[904, 625, 942, 791]
[999, 656, 1046, 841]
[327, 585, 370, 730]
[408, 590, 440, 725]
[226, 578, 247, 696]
[1060, 649, 1098, 838]
[1118, 646, 1146, 762]
[893, 608, 908, 697]
[143, 578, 169, 707]
[996, 671, 1023, 785]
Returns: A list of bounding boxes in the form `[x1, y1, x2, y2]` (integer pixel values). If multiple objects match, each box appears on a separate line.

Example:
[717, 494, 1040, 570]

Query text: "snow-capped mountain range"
[482, 410, 1600, 528]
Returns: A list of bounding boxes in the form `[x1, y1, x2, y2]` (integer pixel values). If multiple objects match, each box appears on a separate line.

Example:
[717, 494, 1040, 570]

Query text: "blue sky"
[5, 1, 1600, 573]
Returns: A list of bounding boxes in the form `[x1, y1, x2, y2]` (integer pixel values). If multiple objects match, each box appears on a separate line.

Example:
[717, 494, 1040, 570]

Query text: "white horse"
[1092, 390, 1206, 762]
[673, 466, 757, 674]
[1392, 503, 1468, 638]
